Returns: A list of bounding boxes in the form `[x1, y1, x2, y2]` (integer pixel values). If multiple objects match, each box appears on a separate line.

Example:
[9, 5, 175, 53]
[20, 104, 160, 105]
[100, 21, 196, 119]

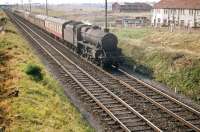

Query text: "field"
[0, 10, 94, 131]
[31, 6, 150, 26]
[113, 27, 200, 103]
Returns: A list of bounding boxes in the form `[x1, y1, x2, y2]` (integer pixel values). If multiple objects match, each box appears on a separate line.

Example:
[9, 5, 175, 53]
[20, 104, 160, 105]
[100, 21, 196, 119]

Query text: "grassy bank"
[0, 11, 94, 131]
[113, 28, 200, 103]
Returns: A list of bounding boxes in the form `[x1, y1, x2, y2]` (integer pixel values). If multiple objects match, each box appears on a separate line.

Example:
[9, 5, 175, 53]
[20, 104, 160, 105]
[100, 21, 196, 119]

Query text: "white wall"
[151, 8, 200, 27]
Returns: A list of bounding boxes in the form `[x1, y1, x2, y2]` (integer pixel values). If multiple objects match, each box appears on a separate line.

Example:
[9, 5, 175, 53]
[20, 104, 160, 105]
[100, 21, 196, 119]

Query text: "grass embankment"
[113, 28, 200, 103]
[0, 11, 94, 131]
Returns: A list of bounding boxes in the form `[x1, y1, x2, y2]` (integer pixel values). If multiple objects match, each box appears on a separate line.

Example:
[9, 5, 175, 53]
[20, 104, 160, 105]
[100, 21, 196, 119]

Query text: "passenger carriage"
[34, 15, 47, 30]
[45, 17, 68, 39]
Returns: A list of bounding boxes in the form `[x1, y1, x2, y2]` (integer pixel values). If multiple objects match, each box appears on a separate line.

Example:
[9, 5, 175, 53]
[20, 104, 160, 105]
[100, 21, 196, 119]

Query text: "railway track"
[8, 11, 200, 131]
[8, 12, 161, 132]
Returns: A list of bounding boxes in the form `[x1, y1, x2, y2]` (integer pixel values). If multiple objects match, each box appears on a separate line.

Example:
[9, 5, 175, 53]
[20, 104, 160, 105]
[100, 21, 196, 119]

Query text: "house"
[112, 2, 152, 13]
[151, 0, 200, 28]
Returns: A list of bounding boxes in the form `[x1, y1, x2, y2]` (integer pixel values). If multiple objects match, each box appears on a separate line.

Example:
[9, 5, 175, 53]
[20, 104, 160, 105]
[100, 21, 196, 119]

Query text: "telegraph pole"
[21, 0, 23, 10]
[46, 0, 48, 16]
[104, 0, 109, 32]
[29, 0, 31, 12]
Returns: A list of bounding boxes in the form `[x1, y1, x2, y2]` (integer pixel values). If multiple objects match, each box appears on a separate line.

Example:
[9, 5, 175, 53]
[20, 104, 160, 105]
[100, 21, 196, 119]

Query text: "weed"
[25, 64, 43, 81]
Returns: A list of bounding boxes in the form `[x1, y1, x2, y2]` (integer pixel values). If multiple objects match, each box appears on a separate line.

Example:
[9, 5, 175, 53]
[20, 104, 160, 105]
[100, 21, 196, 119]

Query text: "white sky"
[0, 0, 159, 5]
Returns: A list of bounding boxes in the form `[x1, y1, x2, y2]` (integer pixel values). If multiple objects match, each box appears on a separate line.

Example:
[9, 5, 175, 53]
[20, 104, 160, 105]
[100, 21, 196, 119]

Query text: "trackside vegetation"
[0, 10, 94, 131]
[113, 28, 200, 104]
[25, 64, 43, 81]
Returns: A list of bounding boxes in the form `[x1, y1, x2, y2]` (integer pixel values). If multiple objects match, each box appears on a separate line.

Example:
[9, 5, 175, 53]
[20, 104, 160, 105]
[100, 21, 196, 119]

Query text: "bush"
[0, 17, 7, 26]
[25, 64, 43, 81]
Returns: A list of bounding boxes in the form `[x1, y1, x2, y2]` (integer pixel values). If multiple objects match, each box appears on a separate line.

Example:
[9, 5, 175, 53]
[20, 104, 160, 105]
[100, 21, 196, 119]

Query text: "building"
[151, 0, 200, 28]
[116, 17, 149, 27]
[112, 2, 152, 13]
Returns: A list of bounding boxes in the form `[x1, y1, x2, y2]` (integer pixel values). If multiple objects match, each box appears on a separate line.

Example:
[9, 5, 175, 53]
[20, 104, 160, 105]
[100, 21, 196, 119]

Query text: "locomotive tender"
[12, 9, 122, 67]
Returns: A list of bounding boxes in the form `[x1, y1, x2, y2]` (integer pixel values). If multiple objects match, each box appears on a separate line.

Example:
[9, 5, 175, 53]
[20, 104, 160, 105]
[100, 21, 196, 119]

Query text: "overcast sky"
[0, 0, 160, 5]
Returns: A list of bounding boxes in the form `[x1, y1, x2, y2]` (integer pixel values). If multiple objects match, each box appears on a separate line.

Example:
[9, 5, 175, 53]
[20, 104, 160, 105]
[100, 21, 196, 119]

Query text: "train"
[11, 9, 123, 68]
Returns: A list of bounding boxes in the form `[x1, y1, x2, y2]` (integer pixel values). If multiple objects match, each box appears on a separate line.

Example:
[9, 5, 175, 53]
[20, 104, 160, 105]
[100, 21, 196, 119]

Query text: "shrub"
[25, 64, 43, 81]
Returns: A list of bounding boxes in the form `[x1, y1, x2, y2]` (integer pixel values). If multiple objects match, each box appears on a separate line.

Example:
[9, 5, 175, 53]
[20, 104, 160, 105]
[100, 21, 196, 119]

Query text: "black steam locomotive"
[12, 9, 123, 67]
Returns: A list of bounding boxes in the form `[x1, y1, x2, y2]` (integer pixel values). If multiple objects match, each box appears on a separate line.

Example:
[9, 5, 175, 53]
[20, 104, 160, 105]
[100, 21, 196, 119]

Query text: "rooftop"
[154, 0, 200, 9]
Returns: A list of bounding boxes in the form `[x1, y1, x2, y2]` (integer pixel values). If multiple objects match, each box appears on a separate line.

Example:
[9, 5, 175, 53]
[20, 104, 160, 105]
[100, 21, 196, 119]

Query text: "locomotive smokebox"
[81, 26, 118, 51]
[101, 33, 118, 50]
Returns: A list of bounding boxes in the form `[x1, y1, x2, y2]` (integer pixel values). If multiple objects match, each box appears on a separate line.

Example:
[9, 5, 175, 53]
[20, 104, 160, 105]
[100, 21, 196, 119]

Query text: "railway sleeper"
[96, 95, 112, 100]
[83, 83, 101, 87]
[86, 85, 101, 88]
[128, 124, 152, 131]
[103, 102, 122, 106]
[136, 99, 151, 104]
[134, 87, 151, 92]
[105, 104, 124, 108]
[164, 104, 182, 109]
[75, 79, 90, 83]
[153, 98, 170, 102]
[110, 107, 128, 112]
[124, 121, 147, 127]
[187, 118, 200, 124]
[134, 83, 146, 87]
[92, 93, 109, 96]
[90, 90, 107, 94]
[112, 111, 132, 116]
[139, 91, 155, 95]
[74, 76, 89, 79]
[128, 85, 147, 90]
[121, 118, 143, 124]
[185, 128, 198, 132]
[172, 111, 193, 117]
[169, 108, 187, 113]
[100, 98, 117, 103]
[118, 115, 138, 120]
[86, 87, 102, 91]
[158, 101, 173, 106]
[111, 108, 131, 114]
[110, 124, 124, 131]
[149, 94, 166, 99]
[150, 113, 173, 120]
[145, 106, 160, 111]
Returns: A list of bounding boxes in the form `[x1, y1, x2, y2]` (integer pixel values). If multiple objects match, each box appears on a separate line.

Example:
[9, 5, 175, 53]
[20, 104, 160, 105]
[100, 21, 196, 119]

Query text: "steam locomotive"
[12, 9, 123, 67]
